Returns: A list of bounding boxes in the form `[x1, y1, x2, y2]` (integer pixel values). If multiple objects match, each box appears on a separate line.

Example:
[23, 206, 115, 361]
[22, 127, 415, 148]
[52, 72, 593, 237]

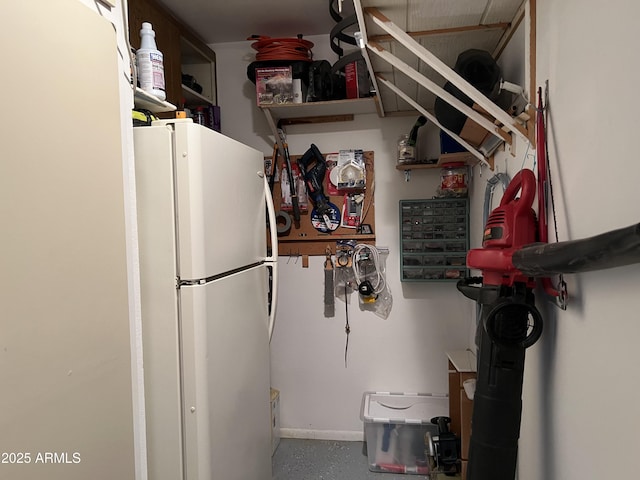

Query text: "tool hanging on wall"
[343, 282, 350, 367]
[276, 126, 301, 226]
[324, 247, 335, 318]
[334, 240, 355, 367]
[268, 143, 278, 192]
[352, 244, 386, 304]
[297, 144, 340, 232]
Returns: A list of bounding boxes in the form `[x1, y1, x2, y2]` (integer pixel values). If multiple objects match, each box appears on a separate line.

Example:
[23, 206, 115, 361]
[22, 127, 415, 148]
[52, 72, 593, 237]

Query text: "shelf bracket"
[363, 7, 530, 145]
[376, 75, 490, 169]
[369, 42, 511, 146]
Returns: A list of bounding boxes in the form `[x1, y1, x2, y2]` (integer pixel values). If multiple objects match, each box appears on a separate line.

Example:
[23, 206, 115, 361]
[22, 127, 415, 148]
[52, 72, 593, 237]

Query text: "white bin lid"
[361, 392, 449, 424]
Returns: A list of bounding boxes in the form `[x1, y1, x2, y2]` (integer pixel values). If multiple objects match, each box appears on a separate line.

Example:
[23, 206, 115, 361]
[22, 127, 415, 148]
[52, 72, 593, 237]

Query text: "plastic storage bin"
[361, 392, 448, 475]
[399, 198, 469, 282]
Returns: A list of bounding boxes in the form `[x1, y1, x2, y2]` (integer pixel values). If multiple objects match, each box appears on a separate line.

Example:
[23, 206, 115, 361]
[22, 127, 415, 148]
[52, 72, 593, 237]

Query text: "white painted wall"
[517, 1, 640, 479]
[212, 36, 473, 438]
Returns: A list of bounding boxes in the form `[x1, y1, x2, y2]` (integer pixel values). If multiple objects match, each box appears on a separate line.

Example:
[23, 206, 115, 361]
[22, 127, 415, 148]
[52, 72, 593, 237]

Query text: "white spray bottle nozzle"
[140, 22, 155, 38]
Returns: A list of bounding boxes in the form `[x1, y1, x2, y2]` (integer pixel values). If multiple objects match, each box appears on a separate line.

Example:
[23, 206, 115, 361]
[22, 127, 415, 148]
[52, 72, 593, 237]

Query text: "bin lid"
[361, 392, 448, 424]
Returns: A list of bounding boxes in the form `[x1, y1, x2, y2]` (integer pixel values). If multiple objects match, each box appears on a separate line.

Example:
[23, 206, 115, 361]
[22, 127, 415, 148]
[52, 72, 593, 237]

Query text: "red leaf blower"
[457, 88, 640, 480]
[467, 168, 538, 288]
[457, 169, 544, 480]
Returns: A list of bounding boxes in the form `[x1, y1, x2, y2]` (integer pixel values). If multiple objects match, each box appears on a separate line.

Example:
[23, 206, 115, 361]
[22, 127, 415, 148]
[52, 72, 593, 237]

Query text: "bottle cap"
[140, 22, 155, 38]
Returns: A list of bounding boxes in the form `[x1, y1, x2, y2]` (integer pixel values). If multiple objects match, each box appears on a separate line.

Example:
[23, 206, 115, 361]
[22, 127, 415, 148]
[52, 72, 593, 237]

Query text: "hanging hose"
[352, 244, 387, 297]
[247, 35, 314, 62]
[483, 173, 511, 226]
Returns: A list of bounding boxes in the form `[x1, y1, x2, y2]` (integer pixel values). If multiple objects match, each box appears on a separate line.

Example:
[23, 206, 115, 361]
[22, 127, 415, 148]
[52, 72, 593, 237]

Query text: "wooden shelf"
[277, 234, 376, 257]
[395, 152, 479, 171]
[260, 96, 380, 122]
[395, 152, 482, 180]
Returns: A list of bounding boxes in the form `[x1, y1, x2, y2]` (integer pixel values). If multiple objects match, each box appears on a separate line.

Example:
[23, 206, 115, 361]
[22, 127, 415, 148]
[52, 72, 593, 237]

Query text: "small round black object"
[358, 281, 374, 296]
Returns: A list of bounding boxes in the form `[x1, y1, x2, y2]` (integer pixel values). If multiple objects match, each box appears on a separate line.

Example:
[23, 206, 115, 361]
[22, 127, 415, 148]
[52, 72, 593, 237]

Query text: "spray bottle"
[136, 22, 166, 101]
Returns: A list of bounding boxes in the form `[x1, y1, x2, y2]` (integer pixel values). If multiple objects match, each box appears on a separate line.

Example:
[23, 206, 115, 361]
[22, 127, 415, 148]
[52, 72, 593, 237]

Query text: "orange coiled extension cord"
[247, 35, 314, 62]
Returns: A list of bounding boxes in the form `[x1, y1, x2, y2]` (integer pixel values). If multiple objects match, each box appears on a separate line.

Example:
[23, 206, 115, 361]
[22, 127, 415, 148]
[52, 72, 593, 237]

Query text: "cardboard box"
[458, 103, 494, 147]
[255, 66, 293, 105]
[270, 388, 281, 456]
[361, 392, 448, 474]
[459, 117, 489, 147]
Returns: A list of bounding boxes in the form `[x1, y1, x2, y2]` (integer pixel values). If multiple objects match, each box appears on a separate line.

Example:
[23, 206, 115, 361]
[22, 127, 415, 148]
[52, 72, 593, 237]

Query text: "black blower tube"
[466, 285, 535, 480]
[513, 223, 640, 276]
[468, 328, 524, 480]
[463, 222, 640, 480]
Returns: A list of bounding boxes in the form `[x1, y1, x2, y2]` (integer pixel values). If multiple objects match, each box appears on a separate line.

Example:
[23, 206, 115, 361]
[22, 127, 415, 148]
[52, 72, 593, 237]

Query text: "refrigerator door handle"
[262, 173, 279, 342]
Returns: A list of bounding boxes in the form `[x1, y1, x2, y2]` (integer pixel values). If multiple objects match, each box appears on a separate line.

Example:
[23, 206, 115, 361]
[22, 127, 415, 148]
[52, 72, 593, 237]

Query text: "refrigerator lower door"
[180, 265, 272, 480]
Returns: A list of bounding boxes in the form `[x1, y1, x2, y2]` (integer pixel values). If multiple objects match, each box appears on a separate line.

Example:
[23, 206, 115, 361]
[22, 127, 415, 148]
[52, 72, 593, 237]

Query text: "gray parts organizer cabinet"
[400, 198, 469, 282]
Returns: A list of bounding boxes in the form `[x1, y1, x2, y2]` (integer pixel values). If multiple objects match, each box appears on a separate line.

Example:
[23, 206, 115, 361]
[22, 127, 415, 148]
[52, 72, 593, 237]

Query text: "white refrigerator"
[133, 119, 278, 480]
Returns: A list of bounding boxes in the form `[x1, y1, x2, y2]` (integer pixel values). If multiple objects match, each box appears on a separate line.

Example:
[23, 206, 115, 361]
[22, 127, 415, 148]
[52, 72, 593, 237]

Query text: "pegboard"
[267, 150, 376, 256]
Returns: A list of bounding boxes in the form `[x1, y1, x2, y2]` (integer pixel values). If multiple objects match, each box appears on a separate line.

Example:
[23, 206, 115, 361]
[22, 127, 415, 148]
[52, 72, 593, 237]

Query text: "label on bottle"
[138, 50, 165, 94]
[149, 52, 165, 90]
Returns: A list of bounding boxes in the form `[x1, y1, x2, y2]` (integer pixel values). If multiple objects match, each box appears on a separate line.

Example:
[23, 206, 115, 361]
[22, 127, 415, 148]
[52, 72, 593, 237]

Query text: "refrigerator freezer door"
[172, 122, 267, 280]
[180, 265, 272, 480]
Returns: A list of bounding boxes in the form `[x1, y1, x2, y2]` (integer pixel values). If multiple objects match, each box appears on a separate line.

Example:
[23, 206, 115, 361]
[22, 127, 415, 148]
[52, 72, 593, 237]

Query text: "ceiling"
[155, 0, 354, 44]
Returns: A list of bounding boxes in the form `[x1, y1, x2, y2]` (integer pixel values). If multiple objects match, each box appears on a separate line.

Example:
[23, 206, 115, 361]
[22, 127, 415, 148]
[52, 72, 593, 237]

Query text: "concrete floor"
[272, 438, 458, 480]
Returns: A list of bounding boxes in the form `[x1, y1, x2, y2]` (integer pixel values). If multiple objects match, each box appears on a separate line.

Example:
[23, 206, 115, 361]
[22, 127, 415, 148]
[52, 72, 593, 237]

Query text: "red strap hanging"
[536, 87, 562, 299]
